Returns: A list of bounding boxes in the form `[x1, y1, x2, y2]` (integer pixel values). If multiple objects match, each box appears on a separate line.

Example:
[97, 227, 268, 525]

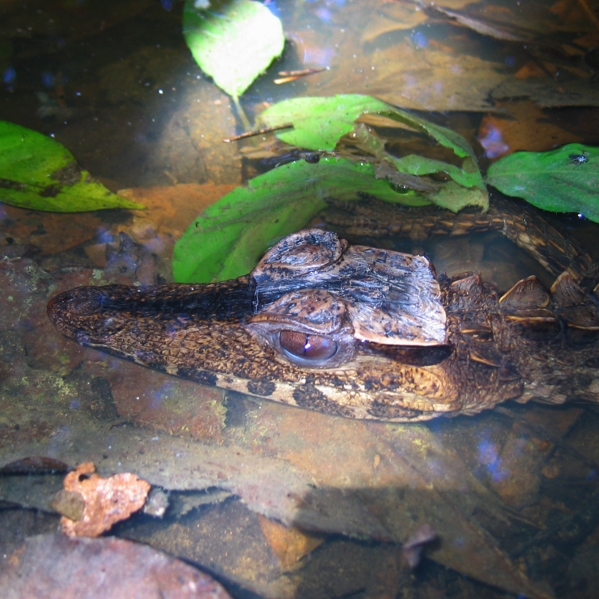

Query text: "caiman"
[47, 196, 599, 421]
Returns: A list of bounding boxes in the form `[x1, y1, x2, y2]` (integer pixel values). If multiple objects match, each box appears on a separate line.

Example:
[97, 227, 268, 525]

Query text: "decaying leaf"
[59, 462, 150, 537]
[477, 100, 582, 160]
[416, 0, 535, 42]
[258, 515, 324, 571]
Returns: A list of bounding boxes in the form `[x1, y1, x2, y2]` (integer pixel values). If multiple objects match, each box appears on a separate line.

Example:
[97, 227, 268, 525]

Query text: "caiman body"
[47, 198, 599, 421]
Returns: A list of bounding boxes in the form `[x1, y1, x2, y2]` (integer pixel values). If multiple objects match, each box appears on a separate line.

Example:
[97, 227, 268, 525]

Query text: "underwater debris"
[58, 462, 150, 537]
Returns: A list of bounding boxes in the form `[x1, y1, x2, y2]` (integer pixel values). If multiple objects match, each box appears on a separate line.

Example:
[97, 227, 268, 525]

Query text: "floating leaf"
[173, 157, 430, 283]
[259, 94, 480, 163]
[259, 94, 487, 209]
[390, 154, 481, 189]
[424, 179, 488, 212]
[0, 121, 145, 212]
[260, 95, 390, 151]
[486, 143, 599, 223]
[183, 0, 285, 99]
[389, 154, 487, 211]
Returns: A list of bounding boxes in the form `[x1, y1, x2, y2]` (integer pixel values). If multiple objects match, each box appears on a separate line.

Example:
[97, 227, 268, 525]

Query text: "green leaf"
[259, 94, 487, 210]
[183, 0, 285, 99]
[426, 180, 488, 212]
[260, 95, 391, 151]
[259, 94, 480, 163]
[389, 154, 487, 211]
[389, 155, 479, 189]
[0, 121, 145, 212]
[173, 157, 430, 283]
[486, 144, 599, 223]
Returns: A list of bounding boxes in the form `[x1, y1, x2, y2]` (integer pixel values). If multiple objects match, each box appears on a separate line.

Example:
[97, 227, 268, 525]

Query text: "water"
[1, 0, 599, 597]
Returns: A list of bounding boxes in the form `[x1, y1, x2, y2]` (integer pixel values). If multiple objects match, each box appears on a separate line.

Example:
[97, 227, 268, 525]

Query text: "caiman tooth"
[499, 275, 550, 310]
[551, 272, 599, 343]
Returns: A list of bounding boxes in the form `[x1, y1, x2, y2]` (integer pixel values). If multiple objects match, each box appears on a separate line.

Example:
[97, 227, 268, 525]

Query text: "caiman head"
[47, 229, 599, 421]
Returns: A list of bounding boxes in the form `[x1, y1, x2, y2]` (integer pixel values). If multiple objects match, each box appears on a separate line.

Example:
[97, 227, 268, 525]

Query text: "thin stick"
[274, 67, 328, 84]
[223, 123, 294, 143]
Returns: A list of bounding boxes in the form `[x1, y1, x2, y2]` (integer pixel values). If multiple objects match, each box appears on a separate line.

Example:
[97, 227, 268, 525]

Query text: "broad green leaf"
[259, 94, 487, 209]
[183, 0, 285, 99]
[259, 94, 480, 163]
[260, 95, 390, 151]
[173, 157, 430, 283]
[486, 144, 599, 223]
[0, 121, 145, 212]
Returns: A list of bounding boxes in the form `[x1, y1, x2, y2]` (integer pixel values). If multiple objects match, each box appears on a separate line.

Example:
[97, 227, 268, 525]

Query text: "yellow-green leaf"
[0, 121, 145, 212]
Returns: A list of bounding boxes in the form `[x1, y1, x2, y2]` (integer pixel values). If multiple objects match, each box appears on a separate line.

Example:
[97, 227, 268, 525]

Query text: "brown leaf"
[84, 358, 227, 442]
[258, 515, 323, 570]
[361, 4, 427, 43]
[60, 462, 150, 537]
[477, 100, 582, 160]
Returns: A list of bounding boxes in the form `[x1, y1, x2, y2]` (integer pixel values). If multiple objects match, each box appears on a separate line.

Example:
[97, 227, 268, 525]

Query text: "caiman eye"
[279, 330, 338, 363]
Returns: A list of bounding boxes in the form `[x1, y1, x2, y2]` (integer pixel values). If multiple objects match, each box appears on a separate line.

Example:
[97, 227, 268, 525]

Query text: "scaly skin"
[47, 205, 599, 421]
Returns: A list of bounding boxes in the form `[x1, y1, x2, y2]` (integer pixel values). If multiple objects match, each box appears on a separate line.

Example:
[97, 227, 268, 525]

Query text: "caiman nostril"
[66, 289, 106, 316]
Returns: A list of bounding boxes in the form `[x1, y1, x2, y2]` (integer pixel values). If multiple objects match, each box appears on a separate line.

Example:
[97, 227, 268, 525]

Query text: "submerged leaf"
[173, 157, 430, 283]
[183, 0, 285, 99]
[486, 143, 599, 222]
[361, 3, 428, 43]
[418, 1, 533, 43]
[0, 121, 145, 212]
